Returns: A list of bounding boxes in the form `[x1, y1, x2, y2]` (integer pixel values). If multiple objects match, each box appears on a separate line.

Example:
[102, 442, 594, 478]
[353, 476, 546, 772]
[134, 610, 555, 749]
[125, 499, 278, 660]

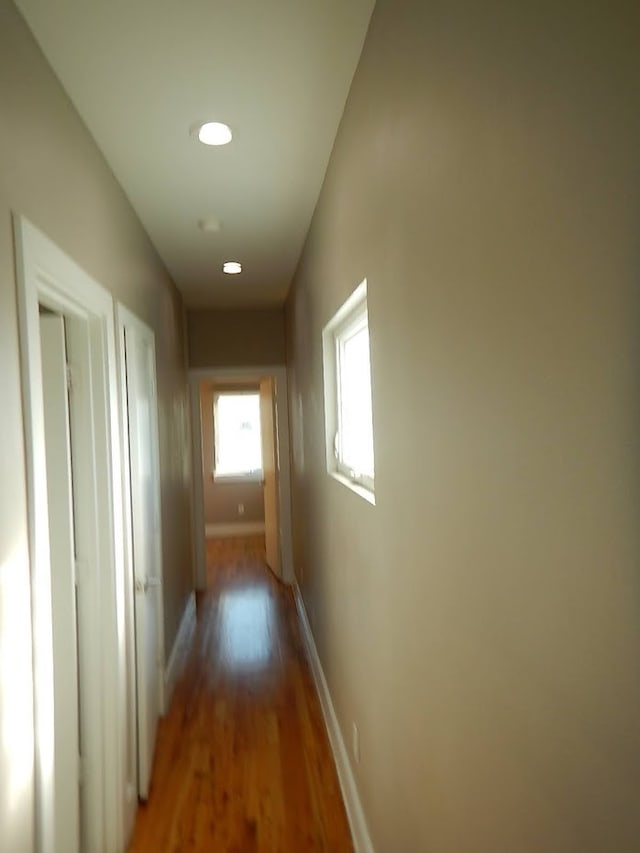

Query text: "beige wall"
[200, 381, 265, 526]
[285, 1, 640, 851]
[0, 4, 192, 849]
[188, 307, 286, 368]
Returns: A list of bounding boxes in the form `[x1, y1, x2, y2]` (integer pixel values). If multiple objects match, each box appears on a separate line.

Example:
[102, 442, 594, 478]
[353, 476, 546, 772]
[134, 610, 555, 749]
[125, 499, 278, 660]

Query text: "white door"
[260, 377, 281, 577]
[17, 217, 127, 853]
[123, 322, 163, 800]
[40, 313, 81, 853]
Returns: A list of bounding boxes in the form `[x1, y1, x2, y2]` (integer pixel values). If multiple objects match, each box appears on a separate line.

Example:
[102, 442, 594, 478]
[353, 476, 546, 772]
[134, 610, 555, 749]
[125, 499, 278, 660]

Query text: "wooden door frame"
[115, 303, 166, 834]
[188, 366, 294, 589]
[14, 216, 126, 853]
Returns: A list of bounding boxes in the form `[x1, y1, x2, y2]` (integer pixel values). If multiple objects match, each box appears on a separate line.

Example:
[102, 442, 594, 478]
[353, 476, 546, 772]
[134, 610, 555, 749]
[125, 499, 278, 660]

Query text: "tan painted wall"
[188, 307, 286, 368]
[285, 1, 640, 851]
[200, 381, 265, 526]
[0, 5, 192, 849]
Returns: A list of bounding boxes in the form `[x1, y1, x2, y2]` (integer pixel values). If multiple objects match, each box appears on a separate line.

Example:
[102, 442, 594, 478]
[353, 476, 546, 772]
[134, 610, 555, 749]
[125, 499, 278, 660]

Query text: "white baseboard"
[293, 583, 375, 853]
[205, 521, 266, 538]
[163, 591, 196, 713]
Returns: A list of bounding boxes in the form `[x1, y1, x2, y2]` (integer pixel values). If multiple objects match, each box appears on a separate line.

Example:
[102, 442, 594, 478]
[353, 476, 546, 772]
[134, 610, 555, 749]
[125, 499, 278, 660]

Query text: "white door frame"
[39, 313, 81, 853]
[14, 216, 126, 853]
[188, 366, 294, 589]
[115, 303, 165, 830]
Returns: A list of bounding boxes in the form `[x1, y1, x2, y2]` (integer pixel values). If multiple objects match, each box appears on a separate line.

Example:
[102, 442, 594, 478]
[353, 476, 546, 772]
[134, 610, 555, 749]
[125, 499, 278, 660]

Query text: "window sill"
[212, 473, 264, 485]
[329, 471, 376, 505]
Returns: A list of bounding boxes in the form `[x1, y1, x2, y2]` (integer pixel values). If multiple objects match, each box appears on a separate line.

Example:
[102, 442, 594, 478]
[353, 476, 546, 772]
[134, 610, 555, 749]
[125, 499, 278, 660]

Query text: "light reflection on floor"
[218, 587, 273, 671]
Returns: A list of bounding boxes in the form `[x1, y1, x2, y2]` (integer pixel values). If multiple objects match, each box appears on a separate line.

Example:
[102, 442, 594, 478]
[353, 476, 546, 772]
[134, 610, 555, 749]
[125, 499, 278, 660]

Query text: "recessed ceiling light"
[196, 121, 232, 146]
[223, 261, 242, 275]
[198, 217, 221, 233]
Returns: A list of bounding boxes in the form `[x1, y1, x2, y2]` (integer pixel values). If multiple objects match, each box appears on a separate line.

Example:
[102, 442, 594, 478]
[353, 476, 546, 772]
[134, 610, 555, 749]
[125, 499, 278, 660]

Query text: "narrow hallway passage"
[128, 539, 353, 852]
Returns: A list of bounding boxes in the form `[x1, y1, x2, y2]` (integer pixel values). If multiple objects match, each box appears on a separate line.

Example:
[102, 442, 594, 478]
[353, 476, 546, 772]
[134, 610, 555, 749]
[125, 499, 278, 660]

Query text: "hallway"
[128, 542, 353, 852]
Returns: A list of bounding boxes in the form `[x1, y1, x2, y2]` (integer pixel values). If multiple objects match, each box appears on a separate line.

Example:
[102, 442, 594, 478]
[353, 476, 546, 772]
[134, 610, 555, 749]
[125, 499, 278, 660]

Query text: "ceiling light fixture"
[223, 261, 242, 275]
[195, 121, 232, 146]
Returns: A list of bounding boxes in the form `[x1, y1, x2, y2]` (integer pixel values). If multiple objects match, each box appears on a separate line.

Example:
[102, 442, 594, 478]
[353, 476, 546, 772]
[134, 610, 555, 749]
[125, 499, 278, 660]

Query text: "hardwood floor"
[128, 544, 353, 852]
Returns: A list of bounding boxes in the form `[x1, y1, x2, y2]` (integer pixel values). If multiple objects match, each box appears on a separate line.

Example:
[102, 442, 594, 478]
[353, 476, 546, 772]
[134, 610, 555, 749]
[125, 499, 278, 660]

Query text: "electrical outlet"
[352, 722, 360, 764]
[237, 503, 245, 516]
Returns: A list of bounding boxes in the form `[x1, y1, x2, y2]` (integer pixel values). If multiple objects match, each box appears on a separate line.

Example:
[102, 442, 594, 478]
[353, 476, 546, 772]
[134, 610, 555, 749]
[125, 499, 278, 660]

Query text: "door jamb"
[188, 366, 294, 589]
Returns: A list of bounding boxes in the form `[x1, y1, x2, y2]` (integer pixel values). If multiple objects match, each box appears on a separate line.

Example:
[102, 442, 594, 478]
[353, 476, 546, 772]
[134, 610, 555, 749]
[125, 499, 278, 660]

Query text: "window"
[213, 392, 263, 480]
[323, 279, 375, 502]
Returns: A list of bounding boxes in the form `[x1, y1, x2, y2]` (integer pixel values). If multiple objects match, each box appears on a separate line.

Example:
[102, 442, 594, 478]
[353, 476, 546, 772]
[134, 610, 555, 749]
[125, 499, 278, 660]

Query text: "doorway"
[189, 368, 294, 590]
[15, 217, 126, 853]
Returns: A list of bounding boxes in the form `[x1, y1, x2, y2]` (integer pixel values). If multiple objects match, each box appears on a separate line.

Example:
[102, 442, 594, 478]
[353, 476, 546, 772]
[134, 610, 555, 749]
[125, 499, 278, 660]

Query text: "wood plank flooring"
[128, 543, 353, 852]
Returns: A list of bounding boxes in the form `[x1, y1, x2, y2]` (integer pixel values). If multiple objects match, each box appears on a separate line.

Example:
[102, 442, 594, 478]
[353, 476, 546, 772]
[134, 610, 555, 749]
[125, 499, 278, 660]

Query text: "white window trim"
[322, 278, 375, 505]
[212, 473, 264, 484]
[212, 390, 264, 482]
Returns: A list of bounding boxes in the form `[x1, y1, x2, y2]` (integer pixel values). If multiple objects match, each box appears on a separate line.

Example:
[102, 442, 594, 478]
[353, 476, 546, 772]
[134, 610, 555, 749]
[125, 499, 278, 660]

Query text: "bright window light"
[323, 279, 375, 500]
[214, 392, 262, 479]
[337, 317, 374, 481]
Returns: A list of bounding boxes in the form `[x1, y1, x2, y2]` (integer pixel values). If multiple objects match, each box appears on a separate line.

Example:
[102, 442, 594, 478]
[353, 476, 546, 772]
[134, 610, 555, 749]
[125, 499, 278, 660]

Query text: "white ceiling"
[15, 0, 375, 307]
